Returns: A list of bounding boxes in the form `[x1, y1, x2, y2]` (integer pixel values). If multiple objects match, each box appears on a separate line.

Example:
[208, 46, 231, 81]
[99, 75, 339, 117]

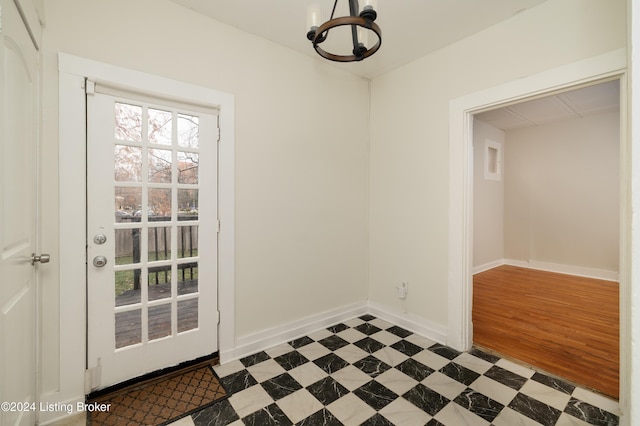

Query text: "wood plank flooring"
[473, 265, 619, 399]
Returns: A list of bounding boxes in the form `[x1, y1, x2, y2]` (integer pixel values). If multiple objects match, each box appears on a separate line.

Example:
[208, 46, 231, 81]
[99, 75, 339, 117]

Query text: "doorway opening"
[447, 49, 628, 407]
[470, 80, 621, 398]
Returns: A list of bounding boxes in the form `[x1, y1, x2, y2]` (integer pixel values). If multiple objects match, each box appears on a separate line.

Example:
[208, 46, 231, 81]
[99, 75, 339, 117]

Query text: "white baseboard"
[473, 258, 618, 282]
[367, 301, 448, 345]
[504, 259, 619, 282]
[473, 259, 505, 275]
[220, 300, 449, 364]
[221, 301, 368, 362]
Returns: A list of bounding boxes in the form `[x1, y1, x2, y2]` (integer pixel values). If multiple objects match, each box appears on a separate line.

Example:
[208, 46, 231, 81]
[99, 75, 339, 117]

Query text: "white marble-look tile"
[343, 317, 366, 328]
[264, 342, 294, 359]
[421, 371, 467, 400]
[307, 328, 334, 341]
[370, 329, 403, 346]
[469, 375, 518, 406]
[326, 393, 376, 425]
[368, 318, 393, 330]
[213, 359, 245, 378]
[295, 341, 331, 361]
[412, 349, 451, 371]
[330, 365, 373, 391]
[453, 352, 493, 375]
[246, 358, 286, 383]
[276, 389, 324, 424]
[372, 346, 409, 367]
[333, 344, 369, 364]
[434, 401, 490, 426]
[166, 416, 195, 426]
[555, 412, 592, 426]
[492, 407, 543, 426]
[571, 387, 621, 415]
[404, 333, 437, 349]
[519, 379, 572, 411]
[335, 327, 367, 343]
[495, 358, 535, 379]
[287, 362, 328, 387]
[375, 367, 419, 396]
[228, 384, 274, 419]
[48, 412, 86, 426]
[379, 396, 432, 425]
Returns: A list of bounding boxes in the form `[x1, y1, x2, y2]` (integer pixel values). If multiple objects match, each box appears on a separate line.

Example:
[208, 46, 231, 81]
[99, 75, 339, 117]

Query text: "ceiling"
[170, 0, 549, 79]
[474, 80, 621, 131]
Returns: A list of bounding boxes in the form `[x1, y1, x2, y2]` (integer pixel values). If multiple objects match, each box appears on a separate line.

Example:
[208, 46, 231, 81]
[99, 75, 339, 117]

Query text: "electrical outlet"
[396, 282, 408, 299]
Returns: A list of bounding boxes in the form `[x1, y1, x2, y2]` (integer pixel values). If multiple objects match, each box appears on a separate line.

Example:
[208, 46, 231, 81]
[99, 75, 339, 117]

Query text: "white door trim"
[57, 53, 235, 398]
[447, 47, 627, 406]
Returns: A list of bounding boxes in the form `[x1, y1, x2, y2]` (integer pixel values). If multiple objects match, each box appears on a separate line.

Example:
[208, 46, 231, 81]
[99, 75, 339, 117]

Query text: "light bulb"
[357, 26, 369, 48]
[307, 5, 322, 30]
[362, 0, 377, 12]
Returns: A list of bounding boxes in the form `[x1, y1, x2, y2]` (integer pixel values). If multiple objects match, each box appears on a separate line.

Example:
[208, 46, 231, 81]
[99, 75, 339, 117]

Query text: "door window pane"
[148, 304, 172, 341]
[115, 187, 142, 221]
[148, 148, 172, 183]
[178, 263, 198, 295]
[177, 225, 198, 258]
[177, 113, 199, 148]
[115, 228, 141, 265]
[148, 267, 171, 301]
[148, 188, 171, 218]
[178, 299, 198, 333]
[148, 226, 171, 261]
[178, 189, 198, 218]
[115, 103, 142, 142]
[115, 145, 142, 182]
[148, 108, 172, 145]
[115, 309, 141, 348]
[115, 269, 141, 306]
[177, 152, 198, 184]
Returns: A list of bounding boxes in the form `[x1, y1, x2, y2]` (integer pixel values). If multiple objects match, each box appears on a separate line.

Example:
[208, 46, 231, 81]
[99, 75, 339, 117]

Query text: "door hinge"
[85, 79, 96, 95]
[216, 310, 221, 325]
[217, 219, 221, 233]
[216, 116, 221, 143]
[84, 360, 102, 393]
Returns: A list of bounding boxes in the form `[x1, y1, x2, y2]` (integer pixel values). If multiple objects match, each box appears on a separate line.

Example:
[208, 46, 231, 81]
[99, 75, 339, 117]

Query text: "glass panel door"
[87, 89, 218, 389]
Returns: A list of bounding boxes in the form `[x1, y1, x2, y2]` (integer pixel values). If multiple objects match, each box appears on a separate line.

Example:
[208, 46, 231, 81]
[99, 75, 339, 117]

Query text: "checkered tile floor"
[173, 315, 620, 425]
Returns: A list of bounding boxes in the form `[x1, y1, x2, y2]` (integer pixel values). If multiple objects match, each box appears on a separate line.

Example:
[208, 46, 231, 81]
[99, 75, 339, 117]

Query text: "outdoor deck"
[114, 280, 199, 348]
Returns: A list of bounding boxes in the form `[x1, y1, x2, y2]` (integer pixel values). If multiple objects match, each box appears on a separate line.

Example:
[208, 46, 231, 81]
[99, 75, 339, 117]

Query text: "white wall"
[504, 112, 620, 274]
[472, 120, 505, 270]
[369, 0, 626, 335]
[40, 0, 369, 404]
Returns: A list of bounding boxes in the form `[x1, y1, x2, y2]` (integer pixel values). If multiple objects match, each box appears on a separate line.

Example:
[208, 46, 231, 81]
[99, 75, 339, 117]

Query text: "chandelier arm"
[318, 0, 339, 42]
[348, 0, 360, 50]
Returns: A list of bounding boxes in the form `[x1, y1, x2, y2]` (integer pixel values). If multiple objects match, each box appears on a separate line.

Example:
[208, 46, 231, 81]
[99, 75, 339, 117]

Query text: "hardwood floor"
[473, 265, 619, 399]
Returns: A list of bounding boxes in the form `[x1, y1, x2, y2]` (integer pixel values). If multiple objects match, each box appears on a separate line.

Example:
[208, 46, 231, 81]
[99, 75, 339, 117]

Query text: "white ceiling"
[170, 0, 549, 79]
[167, 0, 618, 127]
[474, 80, 621, 131]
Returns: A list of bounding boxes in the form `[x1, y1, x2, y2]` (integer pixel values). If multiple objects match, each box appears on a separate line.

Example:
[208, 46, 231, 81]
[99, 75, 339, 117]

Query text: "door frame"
[57, 53, 235, 397]
[448, 48, 628, 407]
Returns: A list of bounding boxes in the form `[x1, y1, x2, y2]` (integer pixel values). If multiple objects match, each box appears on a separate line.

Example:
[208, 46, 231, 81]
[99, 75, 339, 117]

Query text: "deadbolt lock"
[94, 234, 107, 245]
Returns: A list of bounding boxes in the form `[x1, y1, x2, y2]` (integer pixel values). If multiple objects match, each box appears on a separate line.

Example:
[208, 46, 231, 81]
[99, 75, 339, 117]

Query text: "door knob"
[93, 256, 108, 268]
[31, 253, 51, 265]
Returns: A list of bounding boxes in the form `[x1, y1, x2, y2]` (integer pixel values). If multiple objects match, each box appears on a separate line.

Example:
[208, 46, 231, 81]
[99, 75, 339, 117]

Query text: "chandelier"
[306, 0, 381, 62]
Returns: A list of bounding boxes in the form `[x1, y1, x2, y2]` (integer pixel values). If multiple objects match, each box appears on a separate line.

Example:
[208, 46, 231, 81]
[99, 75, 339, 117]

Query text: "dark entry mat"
[87, 361, 227, 425]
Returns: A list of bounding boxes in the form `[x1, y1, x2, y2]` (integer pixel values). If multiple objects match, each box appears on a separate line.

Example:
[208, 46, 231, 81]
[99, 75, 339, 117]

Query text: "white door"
[0, 0, 40, 424]
[86, 85, 219, 389]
